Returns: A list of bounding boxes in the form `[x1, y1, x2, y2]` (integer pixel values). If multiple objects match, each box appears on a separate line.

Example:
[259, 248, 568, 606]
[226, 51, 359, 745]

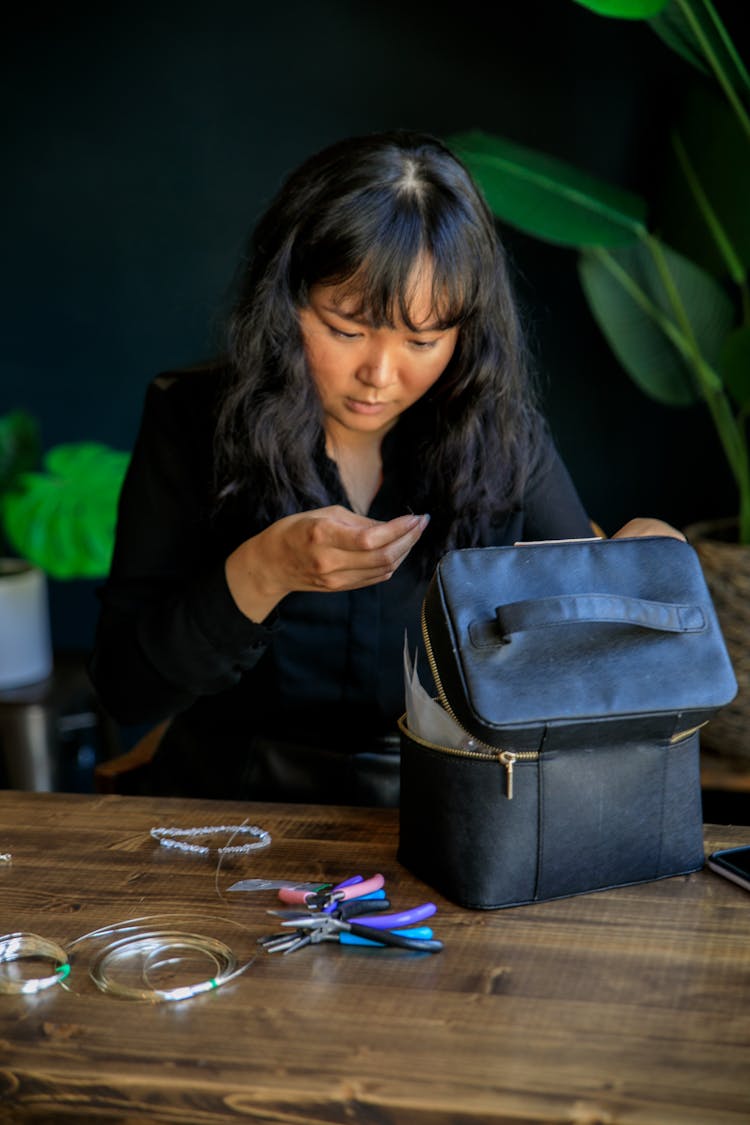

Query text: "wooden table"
[1, 792, 749, 1125]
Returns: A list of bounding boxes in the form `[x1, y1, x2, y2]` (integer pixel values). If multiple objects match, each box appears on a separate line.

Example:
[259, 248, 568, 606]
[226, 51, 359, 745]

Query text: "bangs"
[293, 194, 487, 331]
[327, 251, 476, 332]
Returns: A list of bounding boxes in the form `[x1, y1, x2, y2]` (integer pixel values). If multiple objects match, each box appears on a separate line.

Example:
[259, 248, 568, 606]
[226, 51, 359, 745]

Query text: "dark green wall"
[3, 0, 742, 650]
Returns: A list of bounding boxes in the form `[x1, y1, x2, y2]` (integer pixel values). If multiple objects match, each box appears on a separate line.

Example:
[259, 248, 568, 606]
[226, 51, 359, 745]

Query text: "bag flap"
[424, 537, 738, 739]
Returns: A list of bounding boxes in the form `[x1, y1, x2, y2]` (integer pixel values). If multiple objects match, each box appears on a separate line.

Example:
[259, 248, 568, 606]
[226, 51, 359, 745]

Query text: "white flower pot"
[0, 560, 54, 690]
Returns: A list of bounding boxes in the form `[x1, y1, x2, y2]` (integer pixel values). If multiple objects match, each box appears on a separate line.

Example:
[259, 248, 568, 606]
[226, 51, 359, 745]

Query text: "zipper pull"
[499, 751, 516, 800]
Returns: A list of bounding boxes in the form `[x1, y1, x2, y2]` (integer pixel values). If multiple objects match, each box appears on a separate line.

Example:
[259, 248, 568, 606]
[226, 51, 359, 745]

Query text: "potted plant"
[447, 0, 750, 758]
[0, 409, 129, 689]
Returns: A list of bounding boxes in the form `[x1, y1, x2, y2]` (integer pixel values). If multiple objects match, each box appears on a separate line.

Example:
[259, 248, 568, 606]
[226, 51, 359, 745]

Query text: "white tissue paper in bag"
[403, 634, 473, 750]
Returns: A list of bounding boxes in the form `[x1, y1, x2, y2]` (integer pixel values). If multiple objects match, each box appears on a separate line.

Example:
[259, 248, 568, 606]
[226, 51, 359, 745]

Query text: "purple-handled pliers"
[337, 901, 437, 928]
[274, 910, 443, 953]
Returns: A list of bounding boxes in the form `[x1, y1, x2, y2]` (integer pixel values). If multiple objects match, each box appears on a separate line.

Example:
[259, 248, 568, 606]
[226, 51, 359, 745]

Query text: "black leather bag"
[398, 536, 738, 908]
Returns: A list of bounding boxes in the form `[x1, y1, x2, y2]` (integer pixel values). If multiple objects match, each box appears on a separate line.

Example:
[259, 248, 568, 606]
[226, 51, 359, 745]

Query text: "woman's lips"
[344, 397, 390, 415]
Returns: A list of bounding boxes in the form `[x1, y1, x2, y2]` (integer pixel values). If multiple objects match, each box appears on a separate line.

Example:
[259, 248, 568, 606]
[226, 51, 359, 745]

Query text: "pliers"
[262, 900, 441, 954]
[260, 914, 442, 954]
[277, 872, 386, 911]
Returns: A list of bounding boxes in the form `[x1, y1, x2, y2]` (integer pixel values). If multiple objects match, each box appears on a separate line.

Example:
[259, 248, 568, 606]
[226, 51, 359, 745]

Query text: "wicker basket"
[685, 519, 750, 760]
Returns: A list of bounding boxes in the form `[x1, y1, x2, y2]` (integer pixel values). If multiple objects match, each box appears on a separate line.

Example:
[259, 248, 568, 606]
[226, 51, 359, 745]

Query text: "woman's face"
[298, 267, 459, 444]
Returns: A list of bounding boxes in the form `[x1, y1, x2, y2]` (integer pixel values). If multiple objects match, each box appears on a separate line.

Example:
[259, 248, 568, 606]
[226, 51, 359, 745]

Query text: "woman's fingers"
[302, 510, 429, 588]
[611, 517, 686, 541]
[317, 509, 428, 558]
[226, 507, 430, 622]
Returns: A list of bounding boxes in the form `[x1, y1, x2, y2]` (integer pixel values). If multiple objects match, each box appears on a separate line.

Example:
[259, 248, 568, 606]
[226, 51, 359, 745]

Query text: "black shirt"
[90, 365, 592, 800]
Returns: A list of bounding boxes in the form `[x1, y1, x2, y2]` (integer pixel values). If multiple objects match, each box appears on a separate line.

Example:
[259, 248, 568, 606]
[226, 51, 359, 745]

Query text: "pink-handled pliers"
[278, 872, 385, 910]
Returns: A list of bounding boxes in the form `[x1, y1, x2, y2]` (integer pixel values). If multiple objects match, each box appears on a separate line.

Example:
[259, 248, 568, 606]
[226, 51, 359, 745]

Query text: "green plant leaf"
[2, 485, 50, 566]
[649, 1, 708, 70]
[649, 1, 750, 139]
[448, 129, 647, 248]
[672, 132, 746, 284]
[0, 410, 40, 495]
[721, 326, 750, 411]
[578, 239, 734, 406]
[572, 0, 669, 16]
[2, 442, 130, 579]
[657, 84, 750, 280]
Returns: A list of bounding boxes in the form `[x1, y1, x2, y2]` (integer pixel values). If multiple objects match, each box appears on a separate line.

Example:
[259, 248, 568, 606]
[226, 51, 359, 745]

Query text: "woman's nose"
[357, 344, 398, 388]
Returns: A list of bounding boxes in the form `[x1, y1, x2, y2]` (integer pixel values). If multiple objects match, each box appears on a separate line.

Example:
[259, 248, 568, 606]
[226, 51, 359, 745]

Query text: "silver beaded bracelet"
[149, 824, 271, 856]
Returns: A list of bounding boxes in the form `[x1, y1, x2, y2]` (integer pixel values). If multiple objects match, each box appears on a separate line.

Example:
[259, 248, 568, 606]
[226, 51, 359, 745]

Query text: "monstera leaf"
[2, 443, 129, 579]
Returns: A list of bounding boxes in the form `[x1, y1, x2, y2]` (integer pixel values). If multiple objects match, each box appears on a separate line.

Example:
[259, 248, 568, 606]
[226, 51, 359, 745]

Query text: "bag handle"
[494, 594, 705, 640]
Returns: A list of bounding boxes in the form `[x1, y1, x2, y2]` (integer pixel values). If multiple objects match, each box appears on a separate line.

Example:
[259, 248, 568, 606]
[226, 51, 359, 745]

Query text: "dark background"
[2, 0, 745, 657]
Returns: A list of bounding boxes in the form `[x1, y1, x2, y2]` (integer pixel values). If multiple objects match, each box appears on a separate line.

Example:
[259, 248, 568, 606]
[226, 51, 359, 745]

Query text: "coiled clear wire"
[88, 930, 236, 1002]
[0, 932, 70, 995]
[62, 913, 256, 1003]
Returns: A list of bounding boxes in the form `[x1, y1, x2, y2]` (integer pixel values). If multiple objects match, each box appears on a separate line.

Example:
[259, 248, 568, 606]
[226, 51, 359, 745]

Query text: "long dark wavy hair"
[216, 130, 542, 566]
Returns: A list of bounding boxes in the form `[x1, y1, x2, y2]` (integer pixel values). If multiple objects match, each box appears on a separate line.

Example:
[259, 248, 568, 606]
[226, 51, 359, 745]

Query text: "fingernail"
[420, 513, 431, 526]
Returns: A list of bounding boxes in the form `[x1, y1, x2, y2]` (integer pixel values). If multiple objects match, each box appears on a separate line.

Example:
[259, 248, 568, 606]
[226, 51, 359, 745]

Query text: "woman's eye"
[409, 338, 439, 350]
[328, 326, 360, 340]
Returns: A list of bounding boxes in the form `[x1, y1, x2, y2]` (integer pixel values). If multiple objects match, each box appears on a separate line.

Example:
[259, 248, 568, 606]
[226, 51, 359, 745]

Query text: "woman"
[90, 130, 678, 804]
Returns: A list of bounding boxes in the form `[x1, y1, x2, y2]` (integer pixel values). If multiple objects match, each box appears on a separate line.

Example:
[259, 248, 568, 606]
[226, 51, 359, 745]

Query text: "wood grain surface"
[1, 790, 749, 1125]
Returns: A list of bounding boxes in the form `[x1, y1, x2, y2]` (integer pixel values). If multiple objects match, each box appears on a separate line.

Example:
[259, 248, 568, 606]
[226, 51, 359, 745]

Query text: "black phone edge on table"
[706, 845, 750, 892]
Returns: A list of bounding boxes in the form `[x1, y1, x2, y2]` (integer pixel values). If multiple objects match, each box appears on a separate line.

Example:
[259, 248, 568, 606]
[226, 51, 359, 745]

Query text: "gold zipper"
[396, 714, 535, 799]
[416, 604, 539, 799]
[669, 722, 708, 744]
[420, 600, 458, 722]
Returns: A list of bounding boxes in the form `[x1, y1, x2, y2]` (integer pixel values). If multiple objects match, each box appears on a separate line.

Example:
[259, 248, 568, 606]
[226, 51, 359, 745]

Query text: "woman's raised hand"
[225, 506, 430, 622]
